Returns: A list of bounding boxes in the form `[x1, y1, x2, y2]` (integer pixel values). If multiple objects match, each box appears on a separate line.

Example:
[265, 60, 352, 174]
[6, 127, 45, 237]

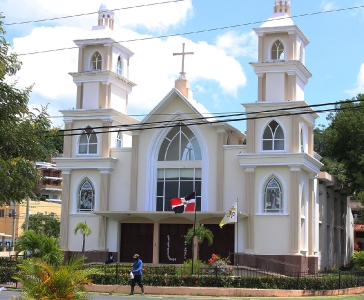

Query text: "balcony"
[43, 176, 63, 181]
[38, 184, 62, 192]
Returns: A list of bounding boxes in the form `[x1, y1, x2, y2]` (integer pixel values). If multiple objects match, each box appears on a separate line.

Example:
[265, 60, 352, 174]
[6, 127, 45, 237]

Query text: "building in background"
[34, 161, 62, 203]
[0, 161, 62, 248]
[0, 200, 61, 248]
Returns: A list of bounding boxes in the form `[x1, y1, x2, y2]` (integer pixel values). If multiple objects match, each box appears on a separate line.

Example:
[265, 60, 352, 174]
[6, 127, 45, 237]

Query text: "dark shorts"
[131, 275, 143, 287]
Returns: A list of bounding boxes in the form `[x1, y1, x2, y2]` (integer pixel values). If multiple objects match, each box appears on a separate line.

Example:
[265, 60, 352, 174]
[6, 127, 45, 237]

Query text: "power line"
[17, 4, 364, 57]
[57, 98, 364, 133]
[3, 0, 187, 26]
[55, 99, 364, 137]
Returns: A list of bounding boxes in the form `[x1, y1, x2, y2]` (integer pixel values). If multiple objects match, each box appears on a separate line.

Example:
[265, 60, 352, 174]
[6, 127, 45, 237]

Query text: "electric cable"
[55, 100, 364, 137]
[56, 98, 364, 134]
[16, 4, 364, 56]
[3, 0, 187, 26]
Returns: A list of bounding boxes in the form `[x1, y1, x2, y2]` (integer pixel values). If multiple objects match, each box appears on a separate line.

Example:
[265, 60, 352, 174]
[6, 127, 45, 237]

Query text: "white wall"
[83, 82, 100, 109]
[266, 73, 285, 102]
[110, 85, 127, 113]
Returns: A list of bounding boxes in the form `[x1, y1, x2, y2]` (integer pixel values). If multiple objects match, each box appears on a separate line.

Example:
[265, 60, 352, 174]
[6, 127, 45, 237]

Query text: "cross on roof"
[173, 43, 194, 79]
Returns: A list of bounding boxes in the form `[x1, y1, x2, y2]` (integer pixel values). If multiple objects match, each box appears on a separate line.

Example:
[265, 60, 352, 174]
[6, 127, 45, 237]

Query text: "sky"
[2, 0, 364, 133]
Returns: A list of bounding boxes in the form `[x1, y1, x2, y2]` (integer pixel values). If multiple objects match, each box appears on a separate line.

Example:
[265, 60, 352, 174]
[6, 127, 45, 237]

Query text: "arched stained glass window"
[78, 180, 95, 212]
[271, 40, 285, 60]
[158, 124, 202, 161]
[91, 51, 102, 70]
[157, 124, 202, 212]
[263, 176, 283, 213]
[116, 55, 123, 75]
[79, 126, 98, 155]
[263, 120, 284, 151]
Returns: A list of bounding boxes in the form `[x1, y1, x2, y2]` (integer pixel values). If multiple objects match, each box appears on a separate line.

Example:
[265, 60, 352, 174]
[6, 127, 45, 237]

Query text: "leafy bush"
[0, 257, 17, 284]
[205, 254, 233, 276]
[176, 259, 207, 276]
[351, 251, 364, 270]
[72, 262, 364, 291]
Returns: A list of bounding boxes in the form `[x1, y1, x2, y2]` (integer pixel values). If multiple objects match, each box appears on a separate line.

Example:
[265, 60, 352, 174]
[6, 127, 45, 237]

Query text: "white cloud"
[2, 0, 193, 33]
[345, 63, 364, 96]
[194, 85, 206, 93]
[12, 26, 81, 99]
[215, 31, 258, 59]
[11, 24, 247, 116]
[320, 1, 337, 12]
[353, 0, 364, 22]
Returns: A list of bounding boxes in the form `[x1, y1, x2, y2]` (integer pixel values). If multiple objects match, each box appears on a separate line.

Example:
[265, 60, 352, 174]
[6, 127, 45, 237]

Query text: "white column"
[60, 170, 72, 250]
[245, 167, 255, 252]
[130, 132, 139, 211]
[63, 121, 73, 158]
[290, 167, 301, 254]
[216, 129, 225, 211]
[98, 170, 111, 250]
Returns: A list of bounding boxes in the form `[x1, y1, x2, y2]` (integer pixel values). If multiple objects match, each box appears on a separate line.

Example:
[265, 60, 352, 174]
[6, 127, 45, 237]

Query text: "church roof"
[141, 88, 217, 125]
[141, 88, 243, 136]
[261, 12, 294, 28]
[354, 224, 364, 231]
[99, 2, 109, 12]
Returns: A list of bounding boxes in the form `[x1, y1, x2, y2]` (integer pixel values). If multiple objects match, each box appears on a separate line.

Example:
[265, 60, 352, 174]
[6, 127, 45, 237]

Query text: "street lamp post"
[10, 202, 16, 251]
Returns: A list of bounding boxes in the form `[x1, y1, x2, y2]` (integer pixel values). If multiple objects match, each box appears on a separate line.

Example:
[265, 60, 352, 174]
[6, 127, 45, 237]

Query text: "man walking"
[130, 254, 144, 295]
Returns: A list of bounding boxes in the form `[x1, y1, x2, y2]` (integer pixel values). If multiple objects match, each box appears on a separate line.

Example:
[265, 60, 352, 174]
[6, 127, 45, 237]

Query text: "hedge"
[2, 259, 364, 291]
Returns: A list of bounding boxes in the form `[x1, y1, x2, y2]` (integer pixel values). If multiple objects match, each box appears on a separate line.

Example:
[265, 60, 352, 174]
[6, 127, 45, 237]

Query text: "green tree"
[21, 214, 60, 238]
[15, 231, 63, 266]
[13, 255, 99, 300]
[74, 221, 92, 254]
[186, 223, 214, 260]
[0, 15, 58, 204]
[314, 124, 329, 157]
[323, 94, 364, 193]
[186, 224, 214, 246]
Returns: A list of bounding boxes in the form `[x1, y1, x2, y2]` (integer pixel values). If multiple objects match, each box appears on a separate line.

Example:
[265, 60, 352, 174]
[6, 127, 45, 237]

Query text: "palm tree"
[186, 223, 213, 258]
[186, 223, 214, 246]
[13, 255, 100, 300]
[74, 221, 92, 254]
[15, 231, 63, 265]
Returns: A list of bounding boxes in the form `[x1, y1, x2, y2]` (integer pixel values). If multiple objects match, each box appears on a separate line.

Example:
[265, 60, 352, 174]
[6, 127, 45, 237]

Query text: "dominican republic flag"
[169, 192, 196, 214]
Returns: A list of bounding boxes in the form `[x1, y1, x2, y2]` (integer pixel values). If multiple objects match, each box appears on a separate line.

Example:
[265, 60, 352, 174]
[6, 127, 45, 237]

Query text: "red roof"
[354, 224, 364, 230]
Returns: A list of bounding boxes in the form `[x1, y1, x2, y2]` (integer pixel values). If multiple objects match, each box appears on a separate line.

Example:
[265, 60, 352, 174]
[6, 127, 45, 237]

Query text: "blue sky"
[2, 0, 364, 133]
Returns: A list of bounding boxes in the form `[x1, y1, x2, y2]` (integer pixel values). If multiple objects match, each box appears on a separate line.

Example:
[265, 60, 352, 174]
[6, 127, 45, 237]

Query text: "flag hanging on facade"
[170, 191, 196, 214]
[219, 202, 237, 228]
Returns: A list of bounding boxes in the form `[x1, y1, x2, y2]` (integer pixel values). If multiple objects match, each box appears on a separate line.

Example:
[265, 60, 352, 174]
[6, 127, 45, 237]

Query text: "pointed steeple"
[274, 0, 291, 16]
[97, 1, 115, 30]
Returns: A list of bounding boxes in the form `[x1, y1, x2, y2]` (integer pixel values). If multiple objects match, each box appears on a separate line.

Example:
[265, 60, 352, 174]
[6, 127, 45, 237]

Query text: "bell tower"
[97, 2, 115, 30]
[69, 2, 136, 114]
[250, 0, 311, 102]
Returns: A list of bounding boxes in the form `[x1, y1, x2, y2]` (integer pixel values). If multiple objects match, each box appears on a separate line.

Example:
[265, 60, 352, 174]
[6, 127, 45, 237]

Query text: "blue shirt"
[132, 259, 143, 275]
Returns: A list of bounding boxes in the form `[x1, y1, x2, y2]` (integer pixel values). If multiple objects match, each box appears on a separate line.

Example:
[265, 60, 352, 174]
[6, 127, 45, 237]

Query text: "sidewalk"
[85, 284, 364, 297]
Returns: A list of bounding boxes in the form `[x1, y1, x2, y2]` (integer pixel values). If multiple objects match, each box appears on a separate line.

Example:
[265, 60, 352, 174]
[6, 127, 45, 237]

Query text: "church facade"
[56, 0, 354, 273]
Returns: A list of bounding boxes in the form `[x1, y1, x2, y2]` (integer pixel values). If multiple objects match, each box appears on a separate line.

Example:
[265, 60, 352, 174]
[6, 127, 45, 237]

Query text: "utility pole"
[25, 197, 30, 231]
[11, 202, 16, 251]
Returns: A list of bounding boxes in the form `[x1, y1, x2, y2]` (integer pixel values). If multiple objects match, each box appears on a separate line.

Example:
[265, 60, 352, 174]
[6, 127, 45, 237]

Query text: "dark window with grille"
[356, 232, 364, 238]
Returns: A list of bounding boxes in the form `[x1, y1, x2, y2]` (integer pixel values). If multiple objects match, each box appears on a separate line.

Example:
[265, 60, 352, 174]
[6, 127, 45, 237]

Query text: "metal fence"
[2, 258, 364, 291]
[82, 263, 364, 290]
[230, 252, 300, 275]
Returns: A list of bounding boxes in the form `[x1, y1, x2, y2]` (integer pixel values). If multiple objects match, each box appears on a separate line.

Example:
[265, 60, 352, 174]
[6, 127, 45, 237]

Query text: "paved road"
[0, 290, 218, 300]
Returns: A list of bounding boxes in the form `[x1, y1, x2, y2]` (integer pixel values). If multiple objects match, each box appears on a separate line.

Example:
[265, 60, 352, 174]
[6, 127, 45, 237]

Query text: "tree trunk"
[82, 235, 85, 254]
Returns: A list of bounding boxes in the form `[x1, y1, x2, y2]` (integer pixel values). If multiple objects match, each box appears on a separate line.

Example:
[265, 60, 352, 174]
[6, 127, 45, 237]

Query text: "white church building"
[56, 0, 354, 273]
